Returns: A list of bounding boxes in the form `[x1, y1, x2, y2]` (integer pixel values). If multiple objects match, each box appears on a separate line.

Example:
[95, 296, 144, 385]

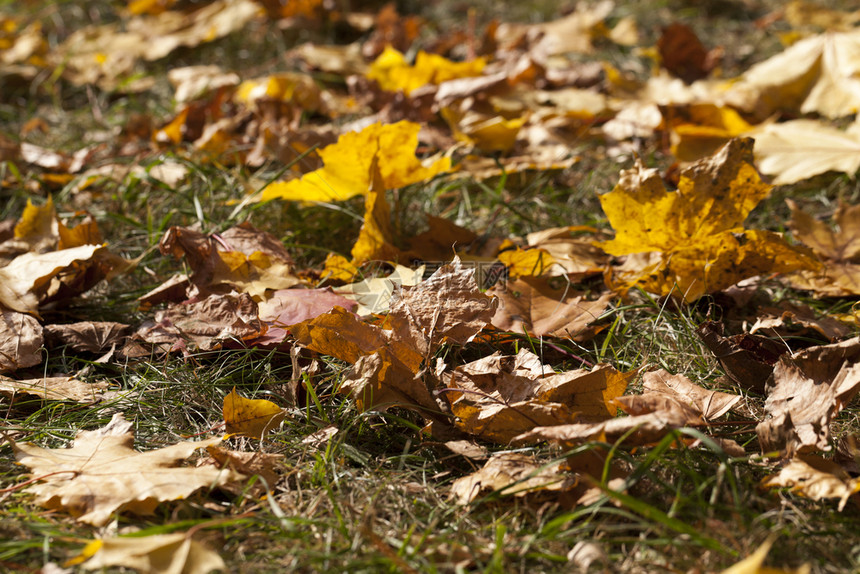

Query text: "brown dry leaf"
[204, 446, 283, 491]
[0, 376, 110, 403]
[493, 1, 614, 57]
[515, 408, 698, 448]
[627, 368, 742, 421]
[222, 387, 286, 439]
[56, 0, 262, 90]
[762, 454, 860, 512]
[696, 321, 787, 394]
[13, 196, 57, 252]
[443, 349, 635, 444]
[757, 337, 860, 456]
[750, 119, 860, 185]
[749, 302, 852, 343]
[293, 42, 367, 75]
[488, 277, 612, 341]
[657, 23, 720, 84]
[450, 452, 576, 505]
[599, 138, 818, 301]
[254, 287, 358, 345]
[727, 29, 860, 119]
[10, 413, 245, 526]
[339, 348, 440, 414]
[456, 153, 580, 181]
[407, 216, 478, 263]
[0, 244, 108, 315]
[69, 532, 225, 574]
[290, 306, 421, 370]
[0, 309, 42, 373]
[43, 321, 130, 353]
[167, 65, 240, 104]
[158, 224, 300, 299]
[132, 293, 265, 354]
[386, 257, 497, 356]
[787, 200, 860, 297]
[524, 226, 609, 276]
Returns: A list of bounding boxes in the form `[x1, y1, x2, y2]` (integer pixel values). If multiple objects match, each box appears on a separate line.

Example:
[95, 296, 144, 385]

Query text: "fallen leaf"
[10, 413, 245, 525]
[334, 264, 425, 316]
[622, 368, 742, 421]
[56, 0, 262, 90]
[748, 302, 852, 343]
[0, 376, 110, 403]
[290, 306, 420, 370]
[69, 532, 225, 574]
[496, 247, 553, 278]
[339, 348, 440, 414]
[132, 293, 265, 353]
[514, 408, 697, 448]
[43, 321, 130, 353]
[728, 29, 860, 119]
[668, 103, 754, 163]
[259, 121, 451, 202]
[450, 452, 576, 505]
[254, 287, 358, 345]
[757, 337, 860, 456]
[524, 226, 609, 275]
[493, 1, 615, 56]
[443, 349, 634, 444]
[599, 138, 818, 301]
[657, 23, 719, 84]
[386, 257, 497, 356]
[0, 244, 108, 315]
[366, 46, 486, 95]
[696, 321, 787, 394]
[750, 119, 860, 184]
[488, 277, 612, 341]
[158, 224, 300, 299]
[762, 454, 860, 512]
[0, 309, 42, 372]
[222, 387, 286, 439]
[787, 200, 860, 296]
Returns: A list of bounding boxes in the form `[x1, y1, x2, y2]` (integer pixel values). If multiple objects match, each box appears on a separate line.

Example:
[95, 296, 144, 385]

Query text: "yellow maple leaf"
[260, 121, 451, 202]
[497, 247, 554, 278]
[599, 138, 818, 301]
[222, 387, 286, 439]
[668, 103, 754, 162]
[366, 46, 486, 95]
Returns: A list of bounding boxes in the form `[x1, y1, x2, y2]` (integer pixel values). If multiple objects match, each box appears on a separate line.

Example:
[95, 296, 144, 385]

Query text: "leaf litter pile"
[2, 1, 860, 572]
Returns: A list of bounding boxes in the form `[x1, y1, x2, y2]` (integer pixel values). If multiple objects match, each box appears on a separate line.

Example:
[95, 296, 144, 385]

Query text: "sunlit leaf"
[223, 387, 286, 439]
[366, 46, 485, 95]
[260, 121, 451, 202]
[599, 138, 818, 301]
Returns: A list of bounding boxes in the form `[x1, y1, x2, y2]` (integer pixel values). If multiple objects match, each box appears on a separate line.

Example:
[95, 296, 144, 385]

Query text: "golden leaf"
[599, 138, 818, 301]
[260, 121, 451, 202]
[222, 387, 286, 439]
[366, 46, 485, 95]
